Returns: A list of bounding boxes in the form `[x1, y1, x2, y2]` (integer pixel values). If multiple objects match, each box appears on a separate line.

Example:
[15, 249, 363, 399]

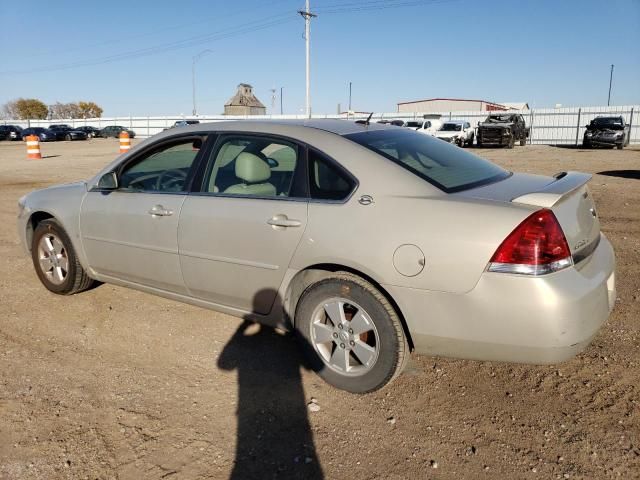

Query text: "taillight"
[487, 209, 572, 275]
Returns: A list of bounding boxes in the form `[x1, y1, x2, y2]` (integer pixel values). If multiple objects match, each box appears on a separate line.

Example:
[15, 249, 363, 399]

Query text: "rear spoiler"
[511, 171, 592, 208]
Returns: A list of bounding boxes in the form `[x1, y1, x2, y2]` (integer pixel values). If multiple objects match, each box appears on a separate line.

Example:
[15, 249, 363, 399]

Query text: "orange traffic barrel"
[119, 131, 131, 153]
[26, 134, 42, 159]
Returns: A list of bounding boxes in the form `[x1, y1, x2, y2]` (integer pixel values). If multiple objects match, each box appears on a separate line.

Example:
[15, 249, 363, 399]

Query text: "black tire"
[616, 143, 623, 150]
[468, 133, 474, 147]
[295, 273, 409, 393]
[476, 140, 482, 148]
[65, 134, 72, 141]
[506, 135, 515, 149]
[519, 137, 526, 146]
[31, 219, 94, 295]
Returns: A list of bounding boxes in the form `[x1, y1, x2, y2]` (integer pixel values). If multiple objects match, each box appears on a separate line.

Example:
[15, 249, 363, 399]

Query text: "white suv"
[435, 121, 474, 147]
[404, 119, 443, 136]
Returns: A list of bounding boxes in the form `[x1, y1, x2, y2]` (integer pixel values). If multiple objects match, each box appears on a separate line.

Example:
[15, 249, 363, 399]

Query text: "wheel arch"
[284, 263, 415, 352]
[25, 210, 56, 251]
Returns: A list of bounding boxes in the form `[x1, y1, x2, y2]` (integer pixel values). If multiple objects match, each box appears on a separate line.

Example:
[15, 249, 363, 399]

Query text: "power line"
[0, 13, 297, 75]
[315, 0, 458, 14]
[0, 0, 455, 76]
[25, 0, 298, 59]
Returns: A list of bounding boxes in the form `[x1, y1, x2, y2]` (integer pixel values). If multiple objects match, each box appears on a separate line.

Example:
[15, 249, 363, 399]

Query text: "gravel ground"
[0, 138, 639, 480]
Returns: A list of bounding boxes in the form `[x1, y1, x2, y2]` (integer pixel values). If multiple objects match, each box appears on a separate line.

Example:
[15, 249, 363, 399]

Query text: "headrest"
[235, 152, 271, 183]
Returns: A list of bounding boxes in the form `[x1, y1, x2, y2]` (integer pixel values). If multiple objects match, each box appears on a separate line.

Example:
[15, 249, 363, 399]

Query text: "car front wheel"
[31, 219, 94, 295]
[296, 273, 409, 393]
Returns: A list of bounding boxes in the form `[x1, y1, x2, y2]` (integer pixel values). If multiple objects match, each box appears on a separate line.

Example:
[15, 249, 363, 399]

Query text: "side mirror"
[97, 171, 118, 190]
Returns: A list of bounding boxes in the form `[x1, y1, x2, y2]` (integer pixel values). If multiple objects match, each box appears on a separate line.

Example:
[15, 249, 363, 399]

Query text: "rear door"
[178, 134, 308, 314]
[80, 135, 207, 293]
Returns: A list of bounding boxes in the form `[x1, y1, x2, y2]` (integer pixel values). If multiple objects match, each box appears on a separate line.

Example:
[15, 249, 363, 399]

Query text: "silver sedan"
[17, 120, 616, 393]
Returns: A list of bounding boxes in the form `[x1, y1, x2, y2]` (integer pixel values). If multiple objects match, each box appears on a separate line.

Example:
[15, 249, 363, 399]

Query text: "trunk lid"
[457, 171, 601, 263]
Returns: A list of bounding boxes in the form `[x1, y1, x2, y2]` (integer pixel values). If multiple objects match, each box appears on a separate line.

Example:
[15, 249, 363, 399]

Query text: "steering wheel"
[155, 168, 187, 191]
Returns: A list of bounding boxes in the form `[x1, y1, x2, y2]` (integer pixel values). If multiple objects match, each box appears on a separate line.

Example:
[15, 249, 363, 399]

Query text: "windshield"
[591, 117, 624, 130]
[440, 123, 462, 131]
[405, 121, 422, 128]
[345, 129, 510, 193]
[487, 115, 512, 123]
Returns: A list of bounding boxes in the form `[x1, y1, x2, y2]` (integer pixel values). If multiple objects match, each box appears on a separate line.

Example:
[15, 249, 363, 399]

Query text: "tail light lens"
[488, 209, 572, 275]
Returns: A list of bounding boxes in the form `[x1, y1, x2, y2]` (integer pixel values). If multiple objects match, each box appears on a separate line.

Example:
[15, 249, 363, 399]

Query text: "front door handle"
[267, 214, 301, 228]
[148, 205, 173, 217]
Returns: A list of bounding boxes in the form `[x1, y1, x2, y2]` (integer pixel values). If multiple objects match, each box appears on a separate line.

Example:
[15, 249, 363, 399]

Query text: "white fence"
[3, 104, 638, 145]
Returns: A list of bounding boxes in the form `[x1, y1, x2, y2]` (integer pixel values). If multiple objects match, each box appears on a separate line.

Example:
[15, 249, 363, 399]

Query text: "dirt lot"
[0, 138, 639, 480]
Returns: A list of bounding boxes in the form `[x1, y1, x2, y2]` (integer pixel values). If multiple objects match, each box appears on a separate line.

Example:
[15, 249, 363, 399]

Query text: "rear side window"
[308, 149, 355, 201]
[345, 129, 509, 193]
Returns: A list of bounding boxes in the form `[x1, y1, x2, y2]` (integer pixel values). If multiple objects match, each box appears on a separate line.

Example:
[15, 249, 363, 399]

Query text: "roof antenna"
[364, 112, 373, 125]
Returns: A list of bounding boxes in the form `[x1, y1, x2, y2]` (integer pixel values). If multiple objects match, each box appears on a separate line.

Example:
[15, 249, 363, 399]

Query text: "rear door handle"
[148, 205, 173, 217]
[267, 214, 301, 228]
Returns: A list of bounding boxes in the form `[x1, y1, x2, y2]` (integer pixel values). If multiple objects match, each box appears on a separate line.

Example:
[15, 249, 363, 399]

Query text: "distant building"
[224, 83, 266, 115]
[498, 102, 530, 111]
[397, 98, 528, 113]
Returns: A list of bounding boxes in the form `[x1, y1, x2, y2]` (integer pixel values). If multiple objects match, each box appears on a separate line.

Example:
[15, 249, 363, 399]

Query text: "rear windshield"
[345, 129, 510, 193]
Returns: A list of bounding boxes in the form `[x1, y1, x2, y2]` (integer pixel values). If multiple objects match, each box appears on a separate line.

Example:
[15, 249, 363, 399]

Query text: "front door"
[178, 134, 308, 314]
[80, 135, 207, 294]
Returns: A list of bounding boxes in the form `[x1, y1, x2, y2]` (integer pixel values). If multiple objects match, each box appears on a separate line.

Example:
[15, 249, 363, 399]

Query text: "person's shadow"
[218, 289, 324, 480]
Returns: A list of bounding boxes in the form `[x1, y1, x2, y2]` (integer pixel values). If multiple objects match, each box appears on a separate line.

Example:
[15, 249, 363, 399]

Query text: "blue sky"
[1, 0, 638, 116]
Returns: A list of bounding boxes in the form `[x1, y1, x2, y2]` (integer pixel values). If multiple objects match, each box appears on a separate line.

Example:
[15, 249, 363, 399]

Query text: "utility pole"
[298, 1, 316, 118]
[192, 49, 213, 116]
[348, 81, 352, 111]
[607, 64, 614, 106]
[270, 88, 277, 114]
[280, 87, 283, 114]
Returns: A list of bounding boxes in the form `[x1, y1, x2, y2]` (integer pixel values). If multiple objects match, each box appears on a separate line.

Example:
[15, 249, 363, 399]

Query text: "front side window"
[118, 137, 204, 192]
[203, 136, 299, 197]
[345, 129, 510, 193]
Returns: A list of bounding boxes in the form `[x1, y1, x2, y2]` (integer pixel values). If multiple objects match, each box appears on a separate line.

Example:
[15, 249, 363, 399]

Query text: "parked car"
[404, 118, 443, 136]
[99, 125, 136, 139]
[17, 120, 615, 393]
[0, 124, 23, 141]
[165, 120, 200, 130]
[477, 113, 529, 148]
[435, 121, 474, 147]
[74, 126, 102, 138]
[20, 127, 56, 142]
[376, 119, 405, 127]
[47, 125, 88, 141]
[583, 116, 629, 149]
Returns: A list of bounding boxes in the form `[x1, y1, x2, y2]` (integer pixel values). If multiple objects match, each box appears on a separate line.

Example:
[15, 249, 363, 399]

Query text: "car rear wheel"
[616, 143, 624, 150]
[65, 134, 72, 141]
[520, 137, 526, 146]
[295, 273, 409, 393]
[31, 219, 94, 295]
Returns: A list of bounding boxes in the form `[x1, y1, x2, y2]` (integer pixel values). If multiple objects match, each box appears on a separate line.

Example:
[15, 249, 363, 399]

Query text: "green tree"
[77, 101, 103, 118]
[12, 98, 49, 119]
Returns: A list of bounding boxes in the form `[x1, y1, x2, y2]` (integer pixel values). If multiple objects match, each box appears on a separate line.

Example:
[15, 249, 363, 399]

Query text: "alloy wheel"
[310, 297, 380, 376]
[37, 233, 69, 285]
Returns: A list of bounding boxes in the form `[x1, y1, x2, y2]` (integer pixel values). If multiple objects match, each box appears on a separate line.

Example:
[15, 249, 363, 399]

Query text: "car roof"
[181, 118, 393, 137]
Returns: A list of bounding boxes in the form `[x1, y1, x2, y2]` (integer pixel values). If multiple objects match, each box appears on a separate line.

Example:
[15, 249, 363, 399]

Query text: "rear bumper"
[385, 233, 616, 364]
